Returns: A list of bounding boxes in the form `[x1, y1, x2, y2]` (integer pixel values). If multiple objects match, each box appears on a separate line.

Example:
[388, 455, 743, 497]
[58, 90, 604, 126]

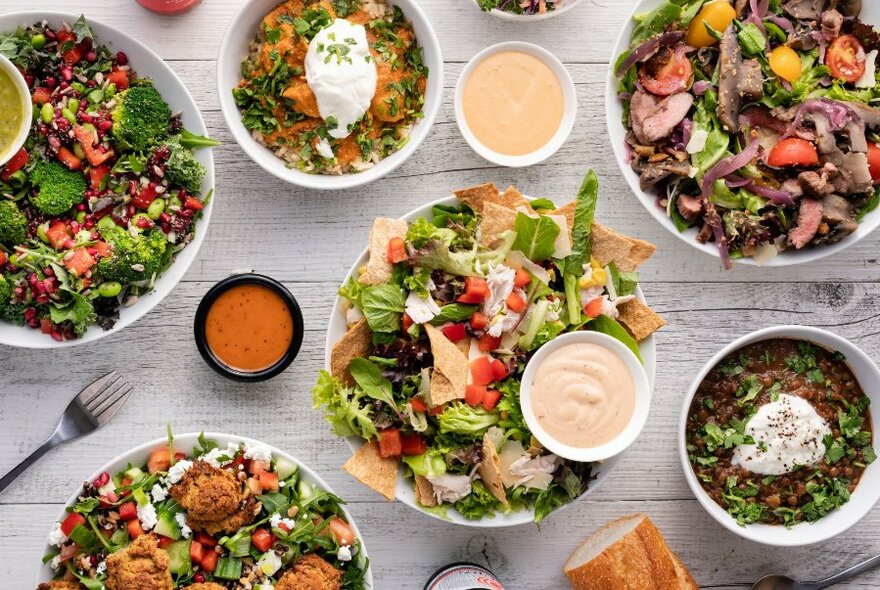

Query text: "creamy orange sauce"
[531, 342, 635, 448]
[462, 51, 564, 156]
[205, 284, 294, 372]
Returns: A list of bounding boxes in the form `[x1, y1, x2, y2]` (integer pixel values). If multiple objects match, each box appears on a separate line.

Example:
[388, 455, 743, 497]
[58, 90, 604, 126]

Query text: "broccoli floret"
[111, 85, 172, 152]
[0, 201, 28, 245]
[163, 136, 207, 193]
[96, 226, 168, 283]
[0, 275, 24, 325]
[30, 161, 86, 215]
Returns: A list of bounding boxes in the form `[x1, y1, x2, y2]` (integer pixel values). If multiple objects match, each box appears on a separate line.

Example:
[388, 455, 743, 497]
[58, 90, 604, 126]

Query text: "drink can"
[424, 562, 505, 590]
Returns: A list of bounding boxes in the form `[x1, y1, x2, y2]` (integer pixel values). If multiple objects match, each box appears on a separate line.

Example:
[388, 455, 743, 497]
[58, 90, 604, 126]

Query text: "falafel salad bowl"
[609, 0, 880, 268]
[0, 14, 217, 347]
[37, 432, 371, 590]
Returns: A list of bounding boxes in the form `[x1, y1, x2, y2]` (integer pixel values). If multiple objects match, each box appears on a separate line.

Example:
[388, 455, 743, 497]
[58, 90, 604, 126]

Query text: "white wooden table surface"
[2, 1, 880, 588]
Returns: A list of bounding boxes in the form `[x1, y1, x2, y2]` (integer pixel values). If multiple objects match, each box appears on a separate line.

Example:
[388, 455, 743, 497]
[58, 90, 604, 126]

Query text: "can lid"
[424, 562, 503, 590]
[136, 0, 202, 15]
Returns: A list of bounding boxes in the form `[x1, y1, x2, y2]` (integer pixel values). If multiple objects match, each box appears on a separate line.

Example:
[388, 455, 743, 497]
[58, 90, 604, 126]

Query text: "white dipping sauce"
[732, 394, 831, 475]
[305, 19, 377, 139]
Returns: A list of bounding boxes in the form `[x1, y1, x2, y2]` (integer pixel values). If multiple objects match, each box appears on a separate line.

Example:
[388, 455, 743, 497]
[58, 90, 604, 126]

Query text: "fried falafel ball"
[182, 584, 226, 590]
[275, 554, 342, 590]
[170, 460, 257, 535]
[37, 582, 84, 590]
[105, 534, 173, 590]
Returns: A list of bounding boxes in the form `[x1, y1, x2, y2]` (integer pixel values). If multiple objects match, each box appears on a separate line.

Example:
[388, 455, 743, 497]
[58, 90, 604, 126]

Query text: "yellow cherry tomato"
[685, 0, 737, 48]
[769, 45, 803, 82]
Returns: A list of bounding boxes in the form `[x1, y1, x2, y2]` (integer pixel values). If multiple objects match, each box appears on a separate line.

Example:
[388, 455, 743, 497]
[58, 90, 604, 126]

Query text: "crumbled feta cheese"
[48, 522, 67, 547]
[244, 442, 273, 463]
[175, 512, 192, 539]
[337, 545, 353, 561]
[150, 483, 168, 503]
[137, 503, 158, 531]
[856, 50, 878, 89]
[404, 291, 441, 325]
[165, 459, 193, 484]
[50, 555, 61, 570]
[95, 560, 107, 575]
[200, 447, 233, 468]
[686, 128, 709, 154]
[316, 137, 335, 159]
[257, 550, 283, 576]
[269, 512, 296, 530]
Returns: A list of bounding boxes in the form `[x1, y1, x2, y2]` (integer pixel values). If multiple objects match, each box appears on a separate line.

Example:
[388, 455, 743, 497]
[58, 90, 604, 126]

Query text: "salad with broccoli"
[476, 0, 568, 16]
[0, 17, 217, 341]
[615, 0, 880, 267]
[312, 172, 665, 523]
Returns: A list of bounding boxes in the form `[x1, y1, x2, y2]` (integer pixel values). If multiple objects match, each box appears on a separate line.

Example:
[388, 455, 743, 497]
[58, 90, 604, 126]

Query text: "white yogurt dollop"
[732, 394, 830, 475]
[305, 19, 377, 139]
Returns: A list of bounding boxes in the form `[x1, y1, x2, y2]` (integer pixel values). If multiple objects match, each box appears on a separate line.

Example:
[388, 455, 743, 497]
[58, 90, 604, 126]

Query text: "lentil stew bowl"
[678, 325, 880, 547]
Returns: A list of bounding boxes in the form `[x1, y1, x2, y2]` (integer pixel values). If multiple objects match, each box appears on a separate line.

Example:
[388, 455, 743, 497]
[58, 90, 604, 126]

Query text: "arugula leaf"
[360, 284, 405, 333]
[512, 212, 560, 262]
[631, 1, 683, 45]
[349, 358, 399, 412]
[529, 198, 556, 212]
[74, 497, 101, 515]
[588, 315, 642, 362]
[737, 22, 765, 57]
[73, 15, 94, 43]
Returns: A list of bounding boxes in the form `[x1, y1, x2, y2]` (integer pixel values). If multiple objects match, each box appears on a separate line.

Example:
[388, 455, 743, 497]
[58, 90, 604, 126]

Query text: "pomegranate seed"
[135, 217, 154, 229]
[69, 221, 80, 234]
[24, 307, 37, 321]
[48, 136, 61, 148]
[193, 574, 205, 583]
[93, 472, 110, 487]
[80, 113, 93, 124]
[63, 238, 76, 249]
[44, 278, 58, 294]
[86, 51, 97, 62]
[61, 66, 73, 81]
[87, 79, 97, 88]
[77, 203, 86, 211]
[98, 120, 113, 131]
[44, 267, 54, 277]
[24, 74, 34, 87]
[84, 219, 95, 229]
[44, 29, 56, 40]
[116, 51, 128, 65]
[33, 282, 46, 295]
[59, 80, 69, 90]
[87, 247, 98, 256]
[45, 76, 56, 88]
[159, 213, 171, 224]
[127, 205, 135, 217]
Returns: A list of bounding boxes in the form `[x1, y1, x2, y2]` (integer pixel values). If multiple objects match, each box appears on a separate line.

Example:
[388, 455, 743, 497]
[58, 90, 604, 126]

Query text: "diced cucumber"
[223, 531, 251, 557]
[124, 466, 145, 482]
[96, 478, 117, 496]
[297, 479, 315, 502]
[274, 457, 298, 481]
[214, 556, 243, 580]
[166, 540, 191, 575]
[153, 509, 181, 540]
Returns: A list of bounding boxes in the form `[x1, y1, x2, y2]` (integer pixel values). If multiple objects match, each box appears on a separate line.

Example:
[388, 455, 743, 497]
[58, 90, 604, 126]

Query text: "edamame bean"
[41, 102, 54, 123]
[146, 198, 165, 220]
[88, 89, 104, 104]
[98, 281, 122, 298]
[106, 82, 116, 96]
[72, 142, 85, 160]
[75, 211, 86, 223]
[97, 215, 116, 232]
[71, 82, 86, 94]
[67, 98, 80, 114]
[31, 33, 46, 50]
[61, 108, 76, 125]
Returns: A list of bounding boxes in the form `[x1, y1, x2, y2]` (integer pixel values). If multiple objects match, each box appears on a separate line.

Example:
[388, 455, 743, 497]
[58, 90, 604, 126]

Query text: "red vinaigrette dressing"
[136, 0, 202, 15]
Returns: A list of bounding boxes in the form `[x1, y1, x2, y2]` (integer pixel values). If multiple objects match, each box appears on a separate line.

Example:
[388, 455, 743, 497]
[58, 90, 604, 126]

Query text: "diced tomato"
[470, 356, 495, 386]
[60, 512, 86, 536]
[477, 333, 501, 353]
[482, 389, 502, 411]
[251, 527, 275, 553]
[189, 539, 205, 564]
[132, 184, 158, 210]
[584, 297, 604, 319]
[89, 165, 110, 191]
[457, 291, 485, 304]
[428, 403, 445, 416]
[513, 268, 531, 288]
[638, 46, 693, 97]
[32, 87, 52, 105]
[56, 147, 82, 170]
[195, 532, 216, 547]
[183, 196, 204, 211]
[95, 241, 112, 258]
[458, 276, 489, 303]
[107, 68, 129, 90]
[255, 470, 279, 493]
[247, 459, 271, 475]
[401, 434, 428, 456]
[402, 313, 413, 332]
[277, 521, 293, 533]
[55, 30, 75, 44]
[200, 550, 218, 573]
[46, 222, 71, 249]
[490, 358, 508, 382]
[328, 517, 356, 546]
[766, 138, 819, 168]
[465, 384, 487, 406]
[378, 428, 403, 458]
[1, 148, 28, 181]
[118, 502, 138, 522]
[505, 293, 526, 313]
[469, 311, 488, 331]
[387, 236, 408, 263]
[157, 535, 174, 549]
[868, 143, 880, 183]
[62, 45, 83, 65]
[0, 251, 7, 267]
[410, 397, 428, 413]
[127, 519, 145, 539]
[441, 322, 467, 342]
[40, 318, 53, 334]
[827, 34, 866, 83]
[74, 125, 114, 166]
[64, 248, 96, 276]
[146, 446, 180, 474]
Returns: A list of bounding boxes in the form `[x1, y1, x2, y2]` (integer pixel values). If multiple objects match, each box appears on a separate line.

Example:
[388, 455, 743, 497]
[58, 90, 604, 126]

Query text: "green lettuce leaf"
[430, 303, 478, 325]
[512, 212, 560, 262]
[360, 284, 405, 333]
[589, 315, 642, 362]
[438, 402, 500, 435]
[311, 371, 378, 440]
[50, 292, 96, 336]
[348, 358, 399, 412]
[412, 231, 515, 276]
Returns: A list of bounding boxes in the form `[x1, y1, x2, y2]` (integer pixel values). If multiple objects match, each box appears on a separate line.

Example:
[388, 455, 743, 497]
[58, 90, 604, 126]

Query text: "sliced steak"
[821, 9, 844, 41]
[781, 178, 805, 199]
[805, 112, 846, 166]
[799, 169, 836, 197]
[717, 24, 763, 132]
[789, 23, 820, 51]
[821, 194, 853, 224]
[629, 90, 694, 145]
[740, 60, 764, 101]
[638, 159, 692, 190]
[831, 0, 861, 16]
[735, 0, 749, 16]
[789, 198, 824, 249]
[677, 194, 704, 220]
[782, 0, 827, 20]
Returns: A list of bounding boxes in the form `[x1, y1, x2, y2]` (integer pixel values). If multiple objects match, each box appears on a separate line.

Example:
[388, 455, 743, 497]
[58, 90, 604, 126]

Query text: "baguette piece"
[564, 514, 697, 590]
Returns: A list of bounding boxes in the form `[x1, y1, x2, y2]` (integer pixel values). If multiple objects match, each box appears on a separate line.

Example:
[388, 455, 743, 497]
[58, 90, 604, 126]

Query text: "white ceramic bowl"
[605, 0, 880, 267]
[478, 0, 585, 21]
[216, 0, 443, 191]
[0, 12, 215, 349]
[454, 42, 576, 168]
[0, 53, 32, 167]
[520, 331, 651, 463]
[678, 325, 880, 546]
[35, 432, 373, 587]
[324, 195, 657, 527]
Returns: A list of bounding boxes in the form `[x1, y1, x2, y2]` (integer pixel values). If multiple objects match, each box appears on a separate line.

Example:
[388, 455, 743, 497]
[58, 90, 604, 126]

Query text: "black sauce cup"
[193, 273, 304, 382]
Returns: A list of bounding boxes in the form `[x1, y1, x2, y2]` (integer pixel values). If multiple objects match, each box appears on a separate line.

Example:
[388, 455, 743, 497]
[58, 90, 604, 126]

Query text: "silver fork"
[0, 371, 132, 495]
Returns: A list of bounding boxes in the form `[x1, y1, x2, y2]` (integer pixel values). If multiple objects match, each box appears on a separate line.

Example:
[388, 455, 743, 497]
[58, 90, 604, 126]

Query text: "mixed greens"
[0, 17, 216, 340]
[476, 0, 566, 15]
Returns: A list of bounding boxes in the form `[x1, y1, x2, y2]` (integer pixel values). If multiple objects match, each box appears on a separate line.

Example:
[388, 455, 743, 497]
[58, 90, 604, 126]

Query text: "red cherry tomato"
[766, 138, 820, 168]
[827, 35, 866, 83]
[638, 46, 693, 97]
[867, 142, 880, 182]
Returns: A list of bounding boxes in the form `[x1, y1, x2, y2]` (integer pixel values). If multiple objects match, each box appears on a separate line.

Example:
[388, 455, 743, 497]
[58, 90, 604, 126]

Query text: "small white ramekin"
[0, 53, 32, 166]
[520, 331, 652, 462]
[454, 41, 576, 168]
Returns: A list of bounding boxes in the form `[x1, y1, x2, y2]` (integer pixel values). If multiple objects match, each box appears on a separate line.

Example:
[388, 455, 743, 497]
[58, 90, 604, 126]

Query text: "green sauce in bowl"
[0, 66, 26, 160]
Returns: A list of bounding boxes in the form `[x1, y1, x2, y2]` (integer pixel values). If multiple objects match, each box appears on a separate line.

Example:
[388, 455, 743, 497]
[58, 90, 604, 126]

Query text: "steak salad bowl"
[606, 0, 880, 268]
[314, 171, 663, 527]
[0, 13, 217, 348]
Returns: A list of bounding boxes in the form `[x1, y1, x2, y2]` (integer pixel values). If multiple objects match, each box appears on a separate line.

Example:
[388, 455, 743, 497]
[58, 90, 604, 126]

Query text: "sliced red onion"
[618, 91, 632, 101]
[692, 80, 713, 96]
[701, 138, 761, 201]
[702, 200, 732, 269]
[747, 182, 797, 206]
[749, 0, 769, 19]
[616, 30, 686, 77]
[811, 30, 828, 62]
[724, 174, 752, 188]
[766, 13, 793, 34]
[783, 98, 861, 139]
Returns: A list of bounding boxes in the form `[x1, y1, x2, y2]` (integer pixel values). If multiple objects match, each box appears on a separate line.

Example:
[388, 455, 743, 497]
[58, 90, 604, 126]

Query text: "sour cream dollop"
[305, 19, 377, 139]
[732, 394, 831, 475]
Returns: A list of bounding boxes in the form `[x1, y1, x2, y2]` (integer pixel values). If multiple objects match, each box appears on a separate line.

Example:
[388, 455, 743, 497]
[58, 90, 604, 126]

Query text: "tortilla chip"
[625, 237, 657, 270]
[479, 433, 508, 506]
[454, 336, 472, 358]
[500, 185, 532, 211]
[330, 318, 373, 386]
[414, 475, 436, 507]
[425, 324, 469, 407]
[359, 218, 408, 286]
[454, 183, 501, 212]
[617, 299, 666, 342]
[592, 222, 656, 272]
[479, 202, 517, 247]
[342, 442, 399, 501]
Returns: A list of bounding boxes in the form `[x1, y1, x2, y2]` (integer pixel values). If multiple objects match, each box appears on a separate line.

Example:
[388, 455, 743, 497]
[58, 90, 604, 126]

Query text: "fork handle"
[0, 436, 60, 495]
[809, 553, 880, 589]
